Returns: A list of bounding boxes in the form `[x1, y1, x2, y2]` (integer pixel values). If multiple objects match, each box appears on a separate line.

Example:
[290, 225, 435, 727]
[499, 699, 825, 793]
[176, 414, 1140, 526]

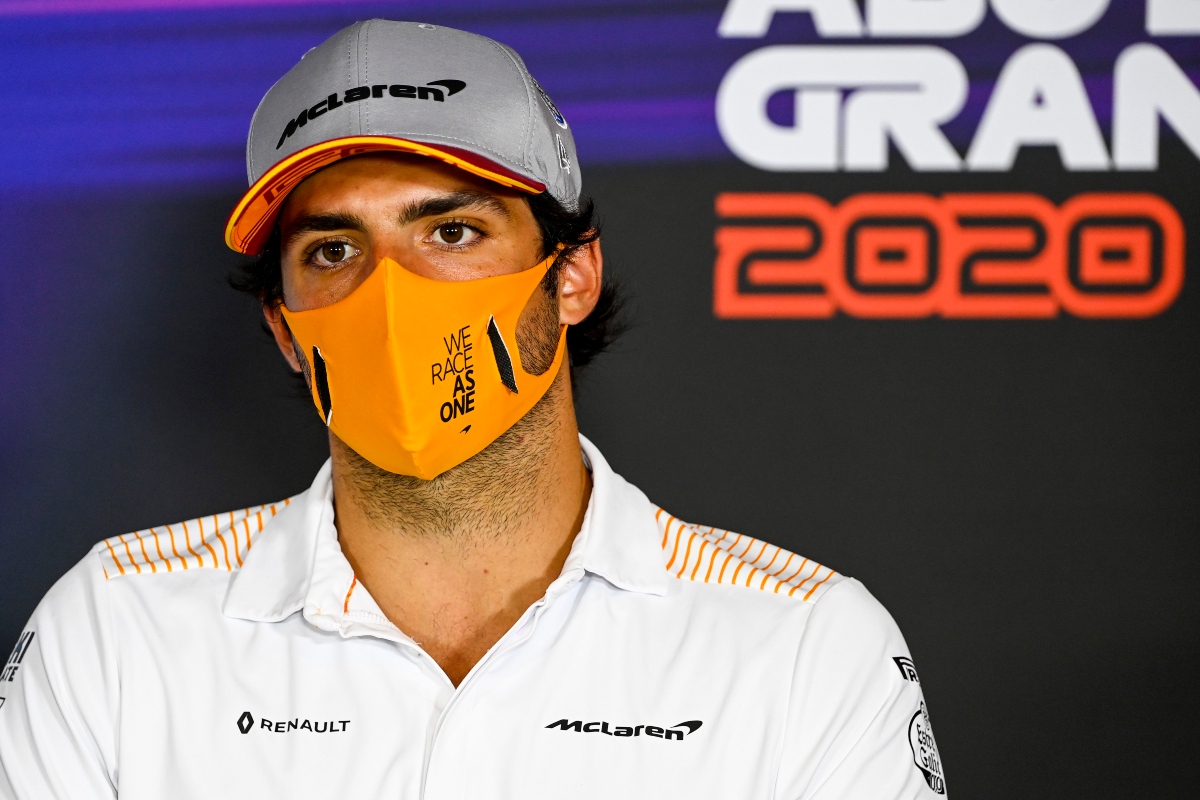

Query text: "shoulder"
[654, 507, 846, 604]
[651, 507, 907, 670]
[27, 498, 296, 639]
[91, 499, 293, 581]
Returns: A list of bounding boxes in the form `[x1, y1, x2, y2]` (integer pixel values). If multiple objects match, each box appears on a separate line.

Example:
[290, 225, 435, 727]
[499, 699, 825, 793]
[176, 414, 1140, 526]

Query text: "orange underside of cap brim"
[225, 136, 547, 255]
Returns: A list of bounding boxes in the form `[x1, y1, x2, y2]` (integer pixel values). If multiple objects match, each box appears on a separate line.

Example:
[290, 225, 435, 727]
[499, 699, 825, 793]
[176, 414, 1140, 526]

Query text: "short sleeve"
[774, 579, 947, 800]
[0, 552, 120, 799]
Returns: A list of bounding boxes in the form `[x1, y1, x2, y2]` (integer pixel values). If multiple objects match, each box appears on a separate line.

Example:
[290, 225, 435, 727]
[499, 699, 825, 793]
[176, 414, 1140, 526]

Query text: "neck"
[329, 367, 591, 685]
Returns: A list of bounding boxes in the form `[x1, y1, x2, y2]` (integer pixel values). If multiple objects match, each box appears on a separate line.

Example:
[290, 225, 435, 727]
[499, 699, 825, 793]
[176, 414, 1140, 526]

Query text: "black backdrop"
[2, 142, 1198, 798]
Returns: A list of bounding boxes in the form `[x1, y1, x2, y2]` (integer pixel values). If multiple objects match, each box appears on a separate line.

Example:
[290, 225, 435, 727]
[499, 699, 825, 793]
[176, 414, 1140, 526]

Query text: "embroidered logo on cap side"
[532, 77, 567, 129]
[556, 134, 571, 174]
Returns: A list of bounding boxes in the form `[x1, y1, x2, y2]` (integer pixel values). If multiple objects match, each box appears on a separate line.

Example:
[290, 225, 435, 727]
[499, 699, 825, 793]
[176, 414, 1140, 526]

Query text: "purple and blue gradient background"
[3, 4, 1200, 797]
[3, 0, 1197, 189]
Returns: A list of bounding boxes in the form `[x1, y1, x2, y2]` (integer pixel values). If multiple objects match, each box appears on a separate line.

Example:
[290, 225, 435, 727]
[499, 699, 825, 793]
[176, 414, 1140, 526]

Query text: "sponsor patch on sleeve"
[1, 630, 35, 685]
[908, 700, 945, 794]
[893, 655, 920, 683]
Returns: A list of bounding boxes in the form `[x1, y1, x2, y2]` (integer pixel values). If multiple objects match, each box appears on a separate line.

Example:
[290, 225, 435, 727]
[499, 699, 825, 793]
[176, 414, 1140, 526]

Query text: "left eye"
[432, 223, 478, 245]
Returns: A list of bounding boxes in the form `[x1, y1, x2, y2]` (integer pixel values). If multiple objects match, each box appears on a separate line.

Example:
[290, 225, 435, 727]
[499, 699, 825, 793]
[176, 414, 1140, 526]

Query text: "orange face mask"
[281, 253, 565, 480]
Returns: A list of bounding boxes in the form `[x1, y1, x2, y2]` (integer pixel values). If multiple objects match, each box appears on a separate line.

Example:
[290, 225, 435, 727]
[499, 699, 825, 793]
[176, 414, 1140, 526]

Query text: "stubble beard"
[332, 375, 565, 546]
[299, 270, 570, 547]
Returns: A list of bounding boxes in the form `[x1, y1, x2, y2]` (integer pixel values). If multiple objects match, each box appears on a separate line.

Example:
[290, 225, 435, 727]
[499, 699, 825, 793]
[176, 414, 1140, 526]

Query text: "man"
[0, 20, 945, 800]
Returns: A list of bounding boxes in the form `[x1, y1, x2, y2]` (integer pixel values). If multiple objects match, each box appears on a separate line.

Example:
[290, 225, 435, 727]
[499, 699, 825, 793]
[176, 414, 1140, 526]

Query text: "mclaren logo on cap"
[277, 80, 467, 149]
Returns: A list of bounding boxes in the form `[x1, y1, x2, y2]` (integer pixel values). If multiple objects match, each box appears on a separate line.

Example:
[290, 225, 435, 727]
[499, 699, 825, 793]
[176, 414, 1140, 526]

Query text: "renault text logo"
[545, 718, 703, 740]
[237, 711, 351, 734]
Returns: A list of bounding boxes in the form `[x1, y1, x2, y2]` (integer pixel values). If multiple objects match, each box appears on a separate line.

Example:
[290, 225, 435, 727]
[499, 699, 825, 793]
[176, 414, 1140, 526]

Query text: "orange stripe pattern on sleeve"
[655, 509, 844, 603]
[98, 500, 290, 579]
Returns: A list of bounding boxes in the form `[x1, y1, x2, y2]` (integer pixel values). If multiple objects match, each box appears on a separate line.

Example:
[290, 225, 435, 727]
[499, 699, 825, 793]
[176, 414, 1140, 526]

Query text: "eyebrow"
[281, 190, 513, 247]
[282, 212, 367, 248]
[395, 190, 513, 226]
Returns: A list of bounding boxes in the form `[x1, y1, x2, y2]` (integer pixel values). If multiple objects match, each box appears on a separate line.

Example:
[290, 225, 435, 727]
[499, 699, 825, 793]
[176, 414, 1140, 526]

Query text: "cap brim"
[225, 136, 547, 255]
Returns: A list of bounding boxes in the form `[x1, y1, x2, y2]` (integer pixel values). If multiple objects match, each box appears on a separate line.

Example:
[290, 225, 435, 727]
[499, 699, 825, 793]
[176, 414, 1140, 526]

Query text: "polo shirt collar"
[222, 435, 668, 625]
[223, 460, 332, 623]
[569, 435, 669, 596]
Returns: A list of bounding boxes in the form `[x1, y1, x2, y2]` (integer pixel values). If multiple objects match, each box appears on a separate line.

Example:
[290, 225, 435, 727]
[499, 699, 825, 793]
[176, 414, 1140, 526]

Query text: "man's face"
[277, 152, 546, 313]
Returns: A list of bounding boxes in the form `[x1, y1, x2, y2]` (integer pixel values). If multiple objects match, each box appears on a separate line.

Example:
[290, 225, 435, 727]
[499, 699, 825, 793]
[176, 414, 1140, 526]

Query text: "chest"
[112, 613, 794, 799]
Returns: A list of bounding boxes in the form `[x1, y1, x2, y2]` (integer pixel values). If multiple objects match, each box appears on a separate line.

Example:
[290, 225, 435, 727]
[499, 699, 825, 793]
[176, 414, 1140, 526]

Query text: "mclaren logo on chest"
[276, 79, 467, 149]
[545, 719, 703, 740]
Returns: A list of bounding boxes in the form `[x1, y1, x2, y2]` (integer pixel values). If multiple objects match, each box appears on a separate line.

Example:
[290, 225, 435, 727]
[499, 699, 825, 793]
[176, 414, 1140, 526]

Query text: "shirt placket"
[417, 568, 585, 800]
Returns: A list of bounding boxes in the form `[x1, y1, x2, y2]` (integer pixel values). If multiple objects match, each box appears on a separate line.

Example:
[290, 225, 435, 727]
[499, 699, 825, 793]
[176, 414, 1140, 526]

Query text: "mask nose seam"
[382, 259, 397, 343]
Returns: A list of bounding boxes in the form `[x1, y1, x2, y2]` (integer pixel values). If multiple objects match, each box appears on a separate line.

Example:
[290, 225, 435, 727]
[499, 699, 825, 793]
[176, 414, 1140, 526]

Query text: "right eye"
[311, 240, 360, 267]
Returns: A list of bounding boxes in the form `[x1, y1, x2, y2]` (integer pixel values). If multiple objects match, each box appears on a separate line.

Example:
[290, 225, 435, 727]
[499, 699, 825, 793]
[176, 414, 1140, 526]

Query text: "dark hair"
[231, 192, 624, 372]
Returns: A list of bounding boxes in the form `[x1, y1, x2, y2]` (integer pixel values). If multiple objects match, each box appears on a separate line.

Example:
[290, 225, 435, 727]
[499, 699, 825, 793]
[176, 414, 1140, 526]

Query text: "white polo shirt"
[0, 437, 945, 799]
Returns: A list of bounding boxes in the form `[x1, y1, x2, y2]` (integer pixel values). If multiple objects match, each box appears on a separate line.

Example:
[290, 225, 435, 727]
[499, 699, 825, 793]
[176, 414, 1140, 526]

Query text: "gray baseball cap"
[225, 19, 581, 254]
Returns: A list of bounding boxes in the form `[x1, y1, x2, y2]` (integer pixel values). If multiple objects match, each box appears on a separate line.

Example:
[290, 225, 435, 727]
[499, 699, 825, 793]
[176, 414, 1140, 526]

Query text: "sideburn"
[515, 264, 563, 376]
[286, 316, 314, 390]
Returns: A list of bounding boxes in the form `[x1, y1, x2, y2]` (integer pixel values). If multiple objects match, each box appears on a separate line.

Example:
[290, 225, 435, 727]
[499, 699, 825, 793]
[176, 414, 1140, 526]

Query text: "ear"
[557, 238, 603, 326]
[263, 304, 304, 373]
